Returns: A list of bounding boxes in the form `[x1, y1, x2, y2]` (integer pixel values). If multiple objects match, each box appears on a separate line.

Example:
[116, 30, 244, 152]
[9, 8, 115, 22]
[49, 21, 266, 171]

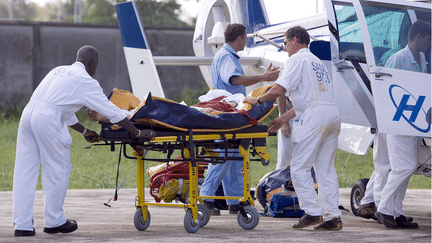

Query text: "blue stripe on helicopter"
[115, 1, 149, 49]
[245, 0, 268, 47]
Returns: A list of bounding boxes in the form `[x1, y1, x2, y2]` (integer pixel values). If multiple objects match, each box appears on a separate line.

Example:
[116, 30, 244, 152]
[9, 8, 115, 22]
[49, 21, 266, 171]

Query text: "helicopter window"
[359, 4, 411, 67]
[361, 3, 431, 74]
[334, 4, 367, 63]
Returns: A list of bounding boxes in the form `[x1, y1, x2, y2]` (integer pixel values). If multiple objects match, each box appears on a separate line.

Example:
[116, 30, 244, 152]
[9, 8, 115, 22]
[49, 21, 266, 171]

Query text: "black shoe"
[358, 202, 377, 219]
[15, 228, 36, 237]
[374, 214, 407, 225]
[375, 212, 398, 229]
[228, 205, 240, 214]
[395, 215, 418, 229]
[376, 217, 383, 224]
[43, 220, 78, 234]
[314, 217, 343, 231]
[203, 201, 220, 216]
[292, 214, 323, 229]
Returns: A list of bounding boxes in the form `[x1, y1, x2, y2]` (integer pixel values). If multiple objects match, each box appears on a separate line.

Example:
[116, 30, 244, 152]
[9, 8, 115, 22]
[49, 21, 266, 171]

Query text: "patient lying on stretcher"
[87, 89, 246, 121]
[88, 85, 275, 131]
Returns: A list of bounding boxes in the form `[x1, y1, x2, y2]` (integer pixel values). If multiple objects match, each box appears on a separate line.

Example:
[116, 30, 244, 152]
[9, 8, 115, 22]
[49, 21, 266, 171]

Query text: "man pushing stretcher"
[12, 45, 155, 237]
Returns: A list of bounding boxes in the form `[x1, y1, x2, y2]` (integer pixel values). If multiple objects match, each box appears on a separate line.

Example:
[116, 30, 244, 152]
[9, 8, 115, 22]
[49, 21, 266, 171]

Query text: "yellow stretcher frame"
[99, 123, 273, 233]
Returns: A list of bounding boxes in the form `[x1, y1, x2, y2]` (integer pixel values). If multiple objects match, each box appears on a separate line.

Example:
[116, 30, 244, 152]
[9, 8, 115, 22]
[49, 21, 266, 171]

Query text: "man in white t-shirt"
[244, 26, 342, 231]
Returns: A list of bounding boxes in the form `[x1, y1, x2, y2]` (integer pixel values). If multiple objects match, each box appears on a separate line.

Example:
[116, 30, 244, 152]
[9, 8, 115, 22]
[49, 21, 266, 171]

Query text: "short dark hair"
[408, 20, 431, 42]
[76, 45, 99, 63]
[284, 26, 310, 46]
[224, 24, 246, 43]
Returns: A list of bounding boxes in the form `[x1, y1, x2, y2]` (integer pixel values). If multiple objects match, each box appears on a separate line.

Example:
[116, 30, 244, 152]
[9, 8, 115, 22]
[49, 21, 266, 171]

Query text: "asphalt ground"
[0, 188, 430, 243]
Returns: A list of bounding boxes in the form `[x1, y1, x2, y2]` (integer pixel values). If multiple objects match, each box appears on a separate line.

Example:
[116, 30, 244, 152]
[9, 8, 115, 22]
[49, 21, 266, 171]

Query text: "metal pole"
[57, 3, 61, 22]
[79, 0, 82, 23]
[8, 0, 12, 20]
[74, 0, 77, 22]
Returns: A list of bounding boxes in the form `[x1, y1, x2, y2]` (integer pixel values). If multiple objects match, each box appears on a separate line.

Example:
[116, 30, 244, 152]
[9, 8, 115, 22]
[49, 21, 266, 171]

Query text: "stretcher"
[96, 85, 276, 233]
[98, 121, 275, 233]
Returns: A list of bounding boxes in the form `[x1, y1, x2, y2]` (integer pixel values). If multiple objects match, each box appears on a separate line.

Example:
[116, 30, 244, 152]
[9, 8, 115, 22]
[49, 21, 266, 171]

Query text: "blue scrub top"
[211, 43, 246, 95]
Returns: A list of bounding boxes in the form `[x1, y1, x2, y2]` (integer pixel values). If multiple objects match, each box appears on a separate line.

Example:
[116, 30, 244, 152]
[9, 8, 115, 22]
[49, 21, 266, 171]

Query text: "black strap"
[114, 143, 123, 201]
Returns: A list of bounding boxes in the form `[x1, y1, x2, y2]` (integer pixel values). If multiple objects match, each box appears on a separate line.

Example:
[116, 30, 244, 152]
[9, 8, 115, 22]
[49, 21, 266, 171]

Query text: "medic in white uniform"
[13, 46, 155, 237]
[357, 133, 391, 219]
[245, 26, 342, 231]
[374, 20, 431, 229]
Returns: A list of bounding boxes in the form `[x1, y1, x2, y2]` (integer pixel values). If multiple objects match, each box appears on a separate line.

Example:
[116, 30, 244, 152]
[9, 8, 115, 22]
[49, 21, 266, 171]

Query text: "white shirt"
[276, 48, 335, 119]
[385, 45, 427, 73]
[30, 62, 126, 126]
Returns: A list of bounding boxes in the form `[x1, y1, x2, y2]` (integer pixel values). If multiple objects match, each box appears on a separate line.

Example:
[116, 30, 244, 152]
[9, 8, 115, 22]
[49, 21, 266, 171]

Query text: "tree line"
[0, 0, 194, 27]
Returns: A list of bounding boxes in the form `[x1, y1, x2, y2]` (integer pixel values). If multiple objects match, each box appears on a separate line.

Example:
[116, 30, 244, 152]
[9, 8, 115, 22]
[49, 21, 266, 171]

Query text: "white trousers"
[360, 171, 376, 205]
[377, 134, 419, 217]
[361, 133, 390, 207]
[290, 105, 341, 220]
[13, 103, 71, 231]
[276, 132, 293, 170]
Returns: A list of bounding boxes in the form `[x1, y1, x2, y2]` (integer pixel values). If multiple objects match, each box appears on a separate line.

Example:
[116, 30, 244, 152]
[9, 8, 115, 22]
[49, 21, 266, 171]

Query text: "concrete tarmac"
[1, 188, 430, 242]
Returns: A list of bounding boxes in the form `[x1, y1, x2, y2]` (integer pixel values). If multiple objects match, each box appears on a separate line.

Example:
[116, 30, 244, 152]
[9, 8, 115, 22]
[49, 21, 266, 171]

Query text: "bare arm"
[277, 95, 287, 116]
[243, 83, 286, 105]
[115, 118, 155, 139]
[70, 117, 156, 142]
[269, 108, 296, 134]
[277, 95, 291, 138]
[115, 118, 140, 136]
[231, 63, 280, 87]
[243, 84, 294, 136]
[70, 122, 87, 134]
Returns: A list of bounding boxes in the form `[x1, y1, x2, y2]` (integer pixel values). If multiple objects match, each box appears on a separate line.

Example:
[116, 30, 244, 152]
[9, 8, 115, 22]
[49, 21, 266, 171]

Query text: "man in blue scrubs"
[200, 23, 280, 215]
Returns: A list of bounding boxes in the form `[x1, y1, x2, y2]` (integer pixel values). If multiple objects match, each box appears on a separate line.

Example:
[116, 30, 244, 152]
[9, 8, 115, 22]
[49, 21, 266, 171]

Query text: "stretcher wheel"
[184, 210, 200, 233]
[197, 204, 210, 227]
[134, 207, 151, 231]
[237, 206, 259, 230]
[261, 158, 270, 166]
[350, 178, 369, 216]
